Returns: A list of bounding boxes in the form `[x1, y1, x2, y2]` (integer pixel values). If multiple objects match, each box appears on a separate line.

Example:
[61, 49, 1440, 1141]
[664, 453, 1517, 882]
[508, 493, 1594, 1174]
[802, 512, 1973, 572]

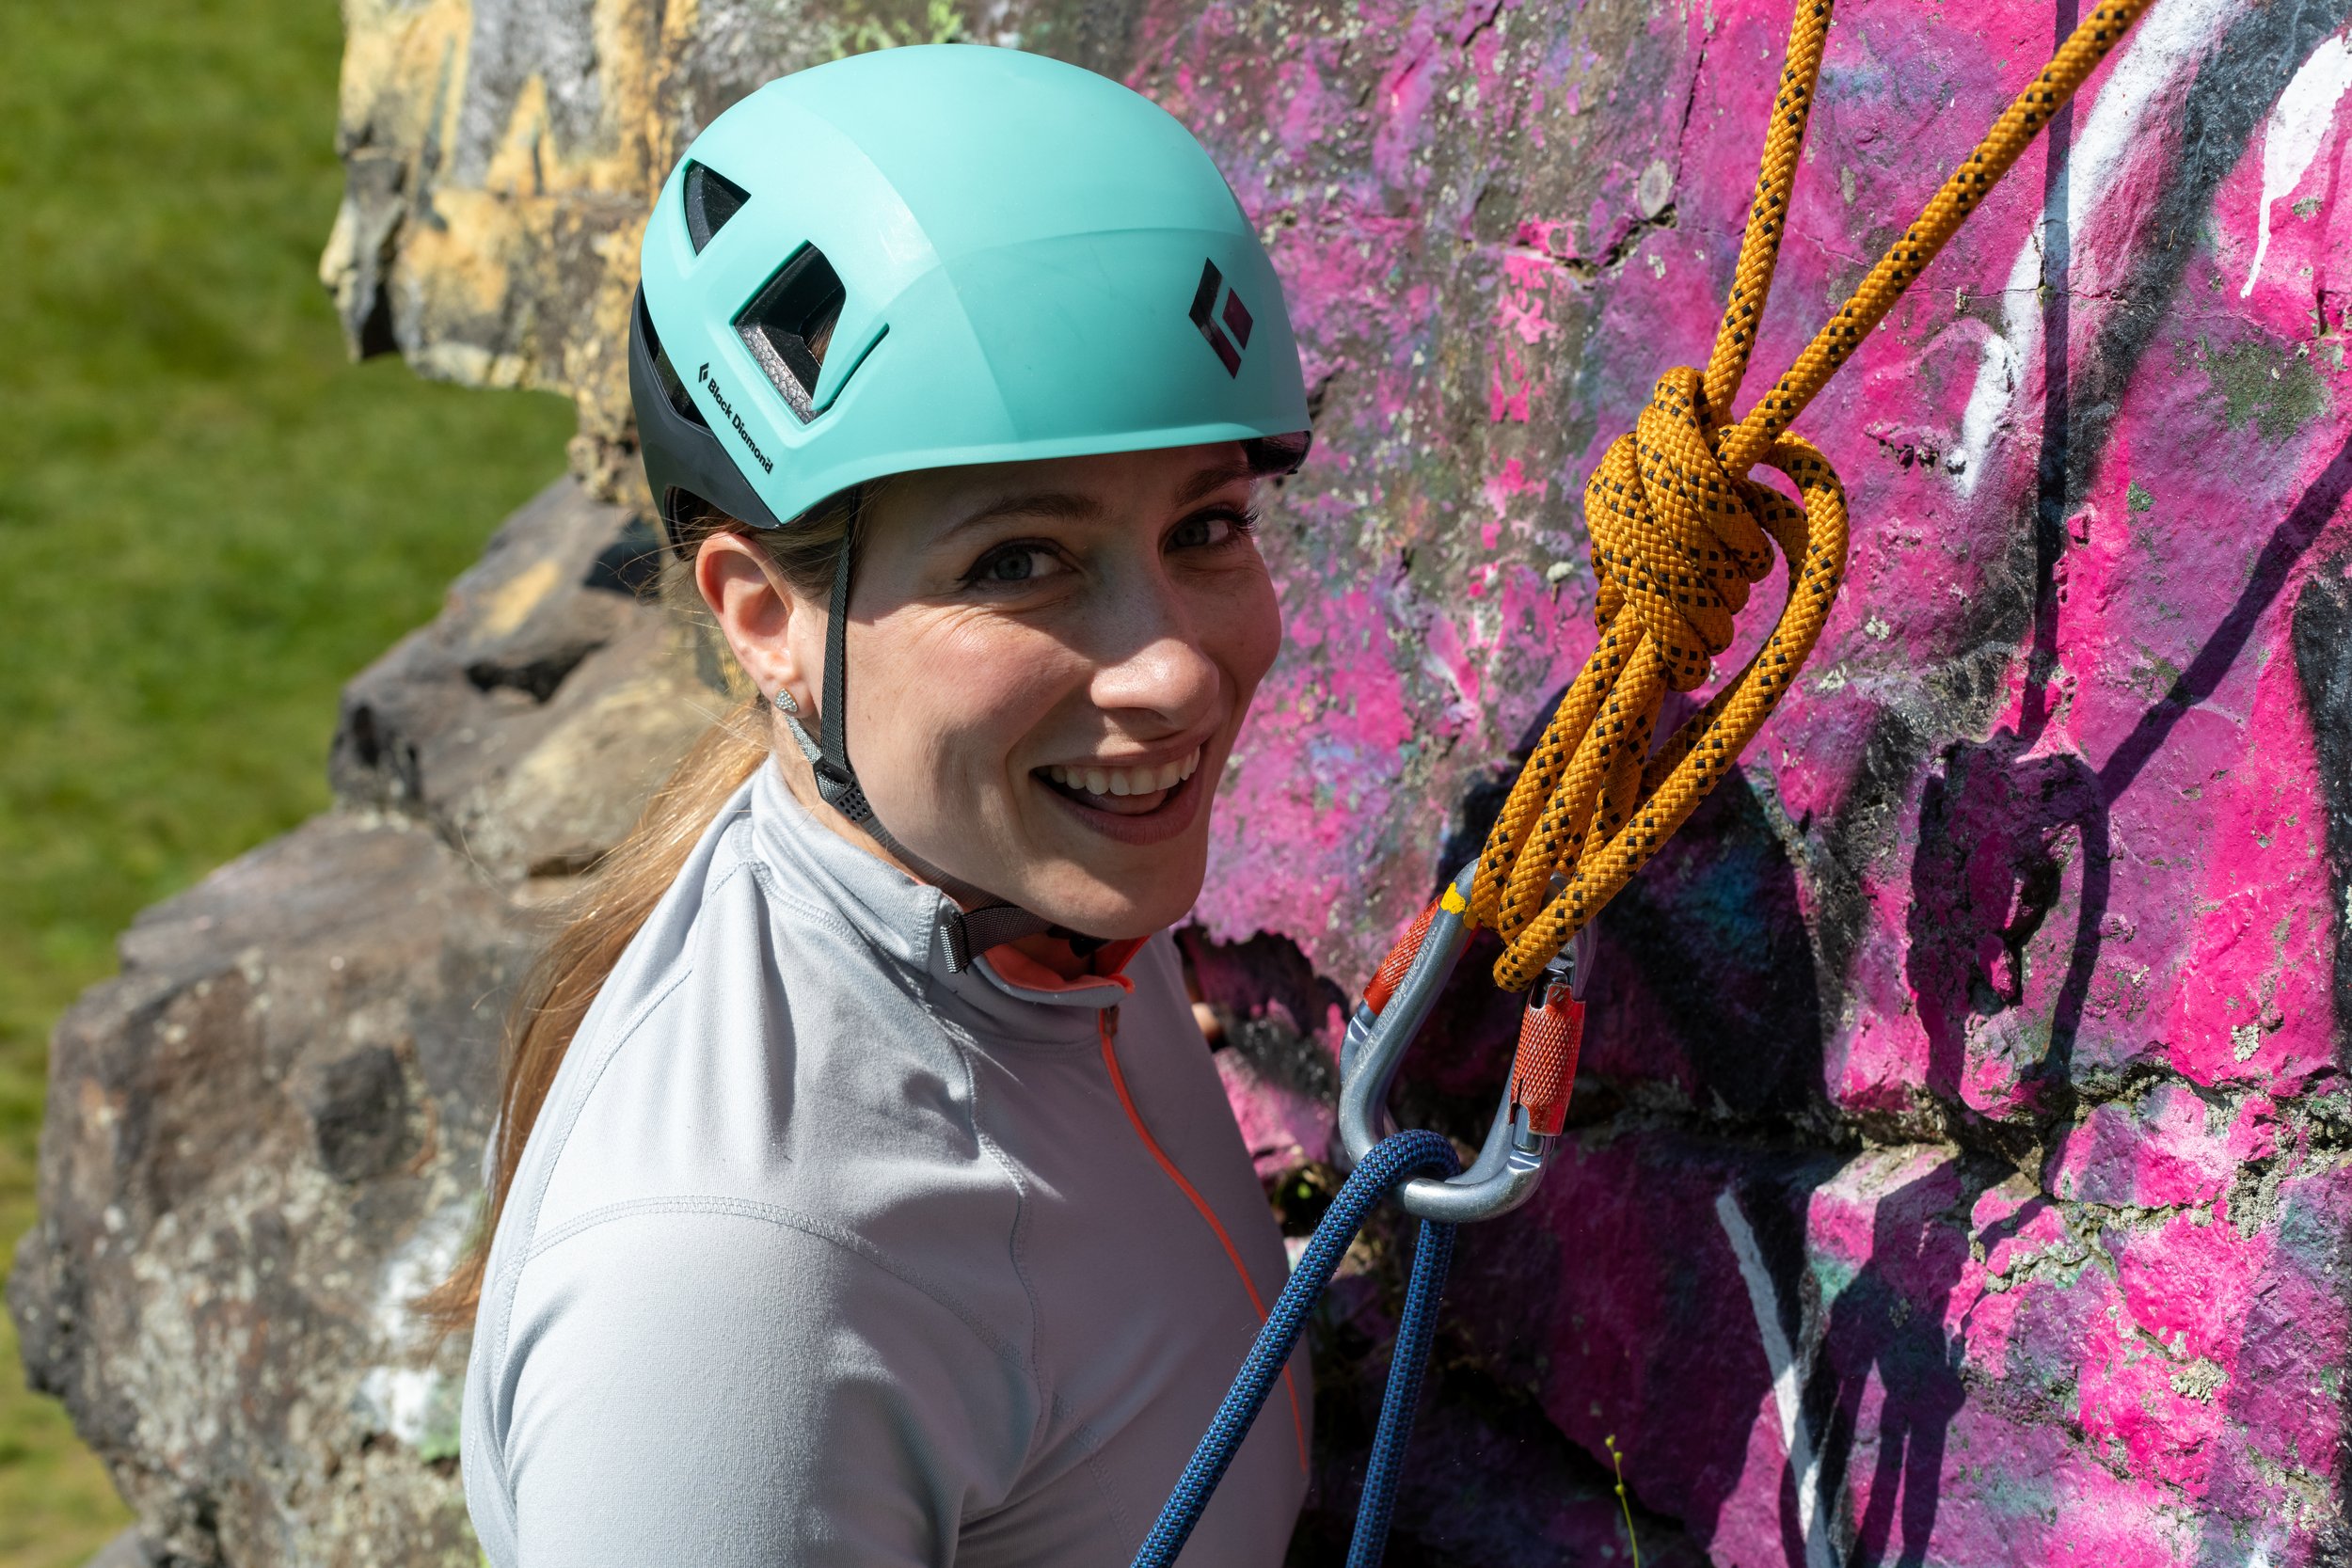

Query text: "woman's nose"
[1086, 584, 1221, 725]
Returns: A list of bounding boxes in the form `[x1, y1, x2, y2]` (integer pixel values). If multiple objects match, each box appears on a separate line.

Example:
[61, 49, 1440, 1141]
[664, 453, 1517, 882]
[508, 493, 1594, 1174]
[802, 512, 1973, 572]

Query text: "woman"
[438, 42, 1318, 1567]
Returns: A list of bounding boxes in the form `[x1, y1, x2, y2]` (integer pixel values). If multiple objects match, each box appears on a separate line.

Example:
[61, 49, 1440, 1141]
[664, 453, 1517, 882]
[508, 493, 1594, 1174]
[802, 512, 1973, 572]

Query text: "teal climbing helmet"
[628, 42, 1311, 538]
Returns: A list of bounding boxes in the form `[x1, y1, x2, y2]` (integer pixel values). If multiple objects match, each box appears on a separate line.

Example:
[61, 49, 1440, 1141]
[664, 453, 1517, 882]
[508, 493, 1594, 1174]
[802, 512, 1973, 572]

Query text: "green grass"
[0, 1, 575, 1560]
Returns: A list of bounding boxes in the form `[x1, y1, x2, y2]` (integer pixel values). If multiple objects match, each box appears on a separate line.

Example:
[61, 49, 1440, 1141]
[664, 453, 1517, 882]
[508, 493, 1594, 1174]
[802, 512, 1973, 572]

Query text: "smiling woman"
[421, 43, 1324, 1568]
[698, 447, 1280, 935]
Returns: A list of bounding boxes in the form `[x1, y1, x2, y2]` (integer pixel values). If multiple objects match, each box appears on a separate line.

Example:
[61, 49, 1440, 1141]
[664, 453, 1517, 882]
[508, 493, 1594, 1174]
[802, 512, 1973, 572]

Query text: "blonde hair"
[420, 487, 866, 1332]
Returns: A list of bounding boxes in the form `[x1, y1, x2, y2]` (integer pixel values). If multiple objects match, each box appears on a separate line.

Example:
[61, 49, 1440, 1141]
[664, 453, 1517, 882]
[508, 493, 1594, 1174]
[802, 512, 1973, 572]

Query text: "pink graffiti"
[1146, 0, 2352, 1553]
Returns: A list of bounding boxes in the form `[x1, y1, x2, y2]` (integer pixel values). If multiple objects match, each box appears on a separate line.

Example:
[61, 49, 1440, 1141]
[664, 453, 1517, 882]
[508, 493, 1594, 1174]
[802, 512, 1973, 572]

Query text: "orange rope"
[1468, 0, 2152, 991]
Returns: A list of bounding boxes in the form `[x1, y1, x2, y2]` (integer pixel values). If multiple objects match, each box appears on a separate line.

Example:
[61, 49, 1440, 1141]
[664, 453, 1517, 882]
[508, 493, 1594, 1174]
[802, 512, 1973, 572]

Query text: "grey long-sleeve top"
[461, 760, 1308, 1566]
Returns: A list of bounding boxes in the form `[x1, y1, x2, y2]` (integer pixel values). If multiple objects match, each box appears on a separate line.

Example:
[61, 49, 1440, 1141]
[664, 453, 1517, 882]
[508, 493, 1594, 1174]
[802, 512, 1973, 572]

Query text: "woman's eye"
[966, 544, 1060, 587]
[1169, 507, 1256, 551]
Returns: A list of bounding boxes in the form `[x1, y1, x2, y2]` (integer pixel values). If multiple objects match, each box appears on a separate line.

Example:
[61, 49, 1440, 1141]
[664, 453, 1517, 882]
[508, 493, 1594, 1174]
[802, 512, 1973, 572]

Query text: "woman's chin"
[994, 844, 1207, 942]
[884, 777, 1213, 938]
[992, 860, 1200, 942]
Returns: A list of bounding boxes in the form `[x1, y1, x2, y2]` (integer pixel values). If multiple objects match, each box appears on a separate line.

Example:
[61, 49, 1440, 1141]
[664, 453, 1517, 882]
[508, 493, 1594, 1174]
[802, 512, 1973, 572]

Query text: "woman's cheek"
[939, 624, 1077, 795]
[1219, 562, 1284, 700]
[855, 615, 993, 807]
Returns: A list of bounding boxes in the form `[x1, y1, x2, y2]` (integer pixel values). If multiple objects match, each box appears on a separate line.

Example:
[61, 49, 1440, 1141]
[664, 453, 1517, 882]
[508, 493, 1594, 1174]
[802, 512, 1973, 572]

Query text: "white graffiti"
[2240, 32, 2352, 298]
[1716, 1187, 1839, 1568]
[1950, 0, 2240, 496]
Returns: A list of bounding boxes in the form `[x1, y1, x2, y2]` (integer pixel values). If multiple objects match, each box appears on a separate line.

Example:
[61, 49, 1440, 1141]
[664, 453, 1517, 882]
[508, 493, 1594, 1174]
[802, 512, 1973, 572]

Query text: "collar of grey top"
[746, 761, 1136, 1030]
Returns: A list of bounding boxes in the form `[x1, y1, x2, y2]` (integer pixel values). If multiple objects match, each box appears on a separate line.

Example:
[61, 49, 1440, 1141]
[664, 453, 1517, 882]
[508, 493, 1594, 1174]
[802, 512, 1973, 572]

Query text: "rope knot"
[1461, 0, 2142, 992]
[1591, 365, 1780, 693]
[1470, 395, 1849, 988]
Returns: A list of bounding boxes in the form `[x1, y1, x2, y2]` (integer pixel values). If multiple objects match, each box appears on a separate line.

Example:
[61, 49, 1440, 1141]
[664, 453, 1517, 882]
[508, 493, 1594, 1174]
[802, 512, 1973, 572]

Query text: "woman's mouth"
[1032, 745, 1211, 847]
[1037, 747, 1201, 816]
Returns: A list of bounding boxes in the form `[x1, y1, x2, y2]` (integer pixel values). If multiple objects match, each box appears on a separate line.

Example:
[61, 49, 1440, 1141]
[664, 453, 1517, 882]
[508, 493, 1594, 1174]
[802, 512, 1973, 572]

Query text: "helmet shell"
[633, 44, 1311, 530]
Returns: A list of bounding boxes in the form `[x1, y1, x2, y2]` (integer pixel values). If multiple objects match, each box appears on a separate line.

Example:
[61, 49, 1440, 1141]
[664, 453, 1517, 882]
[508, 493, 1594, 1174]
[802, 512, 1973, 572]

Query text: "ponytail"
[418, 707, 770, 1331]
[420, 485, 866, 1333]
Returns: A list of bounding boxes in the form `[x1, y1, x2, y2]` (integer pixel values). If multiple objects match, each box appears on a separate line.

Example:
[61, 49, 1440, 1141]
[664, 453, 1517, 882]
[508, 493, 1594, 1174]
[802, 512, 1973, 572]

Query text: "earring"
[772, 687, 825, 766]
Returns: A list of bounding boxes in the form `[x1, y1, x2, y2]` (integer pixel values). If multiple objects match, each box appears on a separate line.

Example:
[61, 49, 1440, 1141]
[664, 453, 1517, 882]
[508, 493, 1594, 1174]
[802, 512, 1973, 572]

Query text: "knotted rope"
[1470, 0, 2153, 991]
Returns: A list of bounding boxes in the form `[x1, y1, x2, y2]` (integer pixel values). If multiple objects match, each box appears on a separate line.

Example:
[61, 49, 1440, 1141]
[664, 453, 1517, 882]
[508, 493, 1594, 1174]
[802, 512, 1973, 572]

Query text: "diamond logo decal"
[1188, 259, 1253, 377]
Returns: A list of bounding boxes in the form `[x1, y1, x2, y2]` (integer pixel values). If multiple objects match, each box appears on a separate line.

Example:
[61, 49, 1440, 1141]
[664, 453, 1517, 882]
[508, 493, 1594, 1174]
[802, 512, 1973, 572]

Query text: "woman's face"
[700, 442, 1284, 939]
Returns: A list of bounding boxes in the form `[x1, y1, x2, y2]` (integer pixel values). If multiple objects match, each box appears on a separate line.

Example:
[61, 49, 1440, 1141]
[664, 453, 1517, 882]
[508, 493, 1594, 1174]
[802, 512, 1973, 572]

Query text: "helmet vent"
[683, 162, 750, 254]
[736, 245, 847, 421]
[637, 293, 709, 430]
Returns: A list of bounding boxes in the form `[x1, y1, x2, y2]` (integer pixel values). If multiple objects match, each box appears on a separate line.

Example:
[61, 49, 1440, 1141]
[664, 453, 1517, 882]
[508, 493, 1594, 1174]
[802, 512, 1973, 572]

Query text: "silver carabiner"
[1336, 863, 1594, 1224]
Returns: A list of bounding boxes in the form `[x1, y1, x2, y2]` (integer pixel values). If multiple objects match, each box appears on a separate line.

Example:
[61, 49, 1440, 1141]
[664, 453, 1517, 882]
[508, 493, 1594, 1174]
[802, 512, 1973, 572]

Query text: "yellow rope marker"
[1470, 0, 2153, 992]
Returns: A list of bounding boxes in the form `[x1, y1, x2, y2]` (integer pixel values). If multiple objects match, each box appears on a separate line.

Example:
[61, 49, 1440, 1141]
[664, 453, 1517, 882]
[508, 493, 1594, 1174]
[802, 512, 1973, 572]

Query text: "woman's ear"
[695, 532, 816, 711]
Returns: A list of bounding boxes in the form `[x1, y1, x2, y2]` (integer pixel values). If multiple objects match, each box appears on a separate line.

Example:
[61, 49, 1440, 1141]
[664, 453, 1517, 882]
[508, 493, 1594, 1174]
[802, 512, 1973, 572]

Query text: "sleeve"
[496, 1206, 1034, 1568]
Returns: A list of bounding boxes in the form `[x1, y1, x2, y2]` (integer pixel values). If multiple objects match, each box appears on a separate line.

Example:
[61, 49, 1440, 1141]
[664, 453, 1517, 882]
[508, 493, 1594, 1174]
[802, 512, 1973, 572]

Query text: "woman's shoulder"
[469, 900, 1043, 1459]
[513, 865, 912, 1215]
[494, 813, 1020, 1263]
[462, 1170, 1044, 1567]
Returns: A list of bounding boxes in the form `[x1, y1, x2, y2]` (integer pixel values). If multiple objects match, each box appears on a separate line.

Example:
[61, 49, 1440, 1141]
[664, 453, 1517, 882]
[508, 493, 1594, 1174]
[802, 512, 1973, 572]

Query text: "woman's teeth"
[1043, 748, 1201, 799]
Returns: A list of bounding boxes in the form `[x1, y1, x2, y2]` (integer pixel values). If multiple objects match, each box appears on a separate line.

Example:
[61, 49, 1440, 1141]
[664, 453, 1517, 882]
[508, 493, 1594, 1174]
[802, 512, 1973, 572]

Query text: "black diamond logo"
[1189, 259, 1252, 377]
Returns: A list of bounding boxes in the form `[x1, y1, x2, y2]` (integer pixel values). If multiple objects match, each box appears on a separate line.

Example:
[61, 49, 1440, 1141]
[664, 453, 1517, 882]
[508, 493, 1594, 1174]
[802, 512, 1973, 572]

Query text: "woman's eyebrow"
[944, 490, 1102, 537]
[941, 462, 1252, 540]
[1175, 462, 1257, 505]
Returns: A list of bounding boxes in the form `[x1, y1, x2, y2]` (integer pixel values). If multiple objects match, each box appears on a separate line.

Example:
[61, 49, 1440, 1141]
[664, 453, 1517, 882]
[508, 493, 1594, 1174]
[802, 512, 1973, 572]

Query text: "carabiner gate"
[1336, 863, 1593, 1224]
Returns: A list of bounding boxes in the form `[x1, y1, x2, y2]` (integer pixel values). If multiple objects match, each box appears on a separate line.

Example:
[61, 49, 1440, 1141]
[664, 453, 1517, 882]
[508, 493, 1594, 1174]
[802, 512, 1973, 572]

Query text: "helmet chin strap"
[803, 537, 872, 824]
[777, 539, 1101, 974]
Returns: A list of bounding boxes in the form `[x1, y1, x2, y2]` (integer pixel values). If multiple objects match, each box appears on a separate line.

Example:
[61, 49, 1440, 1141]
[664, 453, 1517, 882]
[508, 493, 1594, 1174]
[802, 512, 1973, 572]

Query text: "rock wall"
[9, 483, 712, 1567]
[16, 0, 2352, 1562]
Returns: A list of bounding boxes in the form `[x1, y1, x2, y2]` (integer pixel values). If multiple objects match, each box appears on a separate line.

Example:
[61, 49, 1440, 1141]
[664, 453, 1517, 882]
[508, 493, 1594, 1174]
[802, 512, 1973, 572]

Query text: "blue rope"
[1129, 1129, 1462, 1568]
[1349, 1199, 1454, 1568]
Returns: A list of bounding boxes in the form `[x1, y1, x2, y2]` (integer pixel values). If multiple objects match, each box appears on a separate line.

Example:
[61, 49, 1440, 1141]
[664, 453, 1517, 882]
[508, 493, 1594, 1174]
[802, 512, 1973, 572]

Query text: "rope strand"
[1470, 0, 2152, 991]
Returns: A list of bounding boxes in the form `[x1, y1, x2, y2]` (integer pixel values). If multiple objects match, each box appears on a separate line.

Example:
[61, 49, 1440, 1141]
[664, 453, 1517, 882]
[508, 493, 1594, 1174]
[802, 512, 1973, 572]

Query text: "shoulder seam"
[934, 1022, 1051, 1440]
[743, 858, 876, 953]
[523, 1194, 1029, 1367]
[485, 857, 762, 1370]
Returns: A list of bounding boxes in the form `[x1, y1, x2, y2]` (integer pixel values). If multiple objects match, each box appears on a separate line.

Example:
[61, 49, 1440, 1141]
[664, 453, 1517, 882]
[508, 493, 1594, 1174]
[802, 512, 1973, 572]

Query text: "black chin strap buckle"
[811, 758, 872, 823]
[945, 904, 1046, 974]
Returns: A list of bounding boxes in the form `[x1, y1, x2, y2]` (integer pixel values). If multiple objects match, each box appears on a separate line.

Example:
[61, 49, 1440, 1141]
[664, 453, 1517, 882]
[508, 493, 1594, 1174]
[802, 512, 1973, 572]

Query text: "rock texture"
[8, 483, 701, 1567]
[17, 0, 2352, 1562]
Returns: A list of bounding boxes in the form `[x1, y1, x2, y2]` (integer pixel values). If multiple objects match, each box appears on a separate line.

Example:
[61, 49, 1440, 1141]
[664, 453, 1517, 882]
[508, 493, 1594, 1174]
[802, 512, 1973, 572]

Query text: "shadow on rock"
[1800, 1165, 1971, 1568]
[1907, 425, 2352, 1147]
